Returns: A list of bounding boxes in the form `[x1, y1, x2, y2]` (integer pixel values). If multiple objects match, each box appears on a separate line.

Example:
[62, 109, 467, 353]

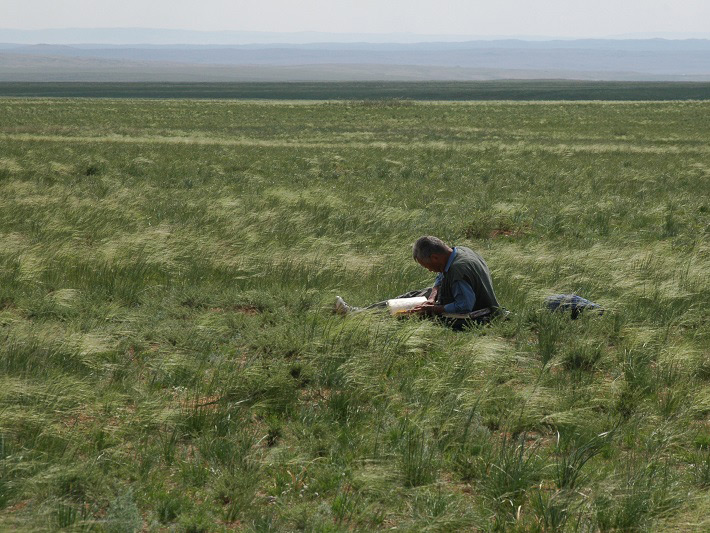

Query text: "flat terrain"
[0, 98, 709, 531]
[1, 81, 710, 100]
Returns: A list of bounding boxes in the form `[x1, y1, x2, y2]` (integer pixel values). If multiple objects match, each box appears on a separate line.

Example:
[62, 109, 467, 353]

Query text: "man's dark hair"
[413, 236, 449, 261]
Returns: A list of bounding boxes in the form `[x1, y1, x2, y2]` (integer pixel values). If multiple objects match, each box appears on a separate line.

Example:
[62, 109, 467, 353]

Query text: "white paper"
[387, 296, 427, 315]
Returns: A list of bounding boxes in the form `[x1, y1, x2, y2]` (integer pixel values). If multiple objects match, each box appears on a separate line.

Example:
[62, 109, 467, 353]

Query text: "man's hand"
[427, 286, 439, 303]
[409, 301, 445, 316]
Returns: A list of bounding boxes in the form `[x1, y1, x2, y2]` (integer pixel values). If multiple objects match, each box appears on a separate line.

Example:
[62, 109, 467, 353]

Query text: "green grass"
[0, 81, 710, 100]
[0, 97, 709, 531]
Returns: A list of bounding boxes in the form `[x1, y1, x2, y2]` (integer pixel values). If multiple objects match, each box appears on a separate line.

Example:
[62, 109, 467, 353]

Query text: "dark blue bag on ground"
[545, 294, 604, 319]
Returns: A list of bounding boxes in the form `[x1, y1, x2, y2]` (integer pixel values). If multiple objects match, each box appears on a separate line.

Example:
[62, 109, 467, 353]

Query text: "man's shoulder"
[456, 246, 477, 255]
[449, 247, 489, 279]
[453, 246, 484, 264]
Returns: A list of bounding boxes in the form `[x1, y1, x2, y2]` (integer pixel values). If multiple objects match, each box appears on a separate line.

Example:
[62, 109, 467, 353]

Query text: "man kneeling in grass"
[335, 236, 503, 328]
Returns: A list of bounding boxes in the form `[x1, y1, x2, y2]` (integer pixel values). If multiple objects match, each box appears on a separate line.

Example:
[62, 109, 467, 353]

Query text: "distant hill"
[0, 28, 586, 45]
[1, 35, 709, 82]
[3, 27, 710, 45]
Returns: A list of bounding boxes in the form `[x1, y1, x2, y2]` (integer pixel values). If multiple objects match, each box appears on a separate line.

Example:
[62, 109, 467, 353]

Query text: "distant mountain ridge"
[1, 33, 709, 82]
[3, 27, 710, 45]
[2, 28, 542, 45]
[3, 39, 710, 51]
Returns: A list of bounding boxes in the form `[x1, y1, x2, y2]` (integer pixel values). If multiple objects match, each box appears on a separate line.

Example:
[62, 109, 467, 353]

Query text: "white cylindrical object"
[387, 296, 427, 315]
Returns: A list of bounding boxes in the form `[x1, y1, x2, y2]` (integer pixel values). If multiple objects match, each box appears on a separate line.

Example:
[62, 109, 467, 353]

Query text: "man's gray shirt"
[437, 246, 500, 312]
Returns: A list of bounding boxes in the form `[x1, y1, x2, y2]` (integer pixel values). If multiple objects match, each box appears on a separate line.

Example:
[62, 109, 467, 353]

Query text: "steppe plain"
[1, 96, 709, 531]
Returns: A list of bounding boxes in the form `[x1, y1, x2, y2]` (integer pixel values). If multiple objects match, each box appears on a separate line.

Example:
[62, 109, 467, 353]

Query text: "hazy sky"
[2, 0, 709, 38]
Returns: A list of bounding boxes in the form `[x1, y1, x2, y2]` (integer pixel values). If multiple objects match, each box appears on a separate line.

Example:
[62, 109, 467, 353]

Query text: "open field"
[1, 81, 710, 100]
[0, 98, 709, 531]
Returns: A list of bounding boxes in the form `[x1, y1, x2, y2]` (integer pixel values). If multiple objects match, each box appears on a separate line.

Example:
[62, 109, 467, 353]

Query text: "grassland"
[1, 81, 710, 100]
[0, 98, 709, 531]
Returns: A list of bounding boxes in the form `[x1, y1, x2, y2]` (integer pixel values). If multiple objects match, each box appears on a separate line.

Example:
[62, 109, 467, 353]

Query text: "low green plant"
[477, 433, 543, 518]
[105, 488, 142, 533]
[688, 447, 710, 488]
[399, 422, 439, 488]
[555, 429, 614, 491]
[529, 488, 572, 532]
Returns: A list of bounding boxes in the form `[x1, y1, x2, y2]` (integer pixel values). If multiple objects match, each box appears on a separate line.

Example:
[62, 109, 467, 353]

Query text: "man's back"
[438, 246, 500, 312]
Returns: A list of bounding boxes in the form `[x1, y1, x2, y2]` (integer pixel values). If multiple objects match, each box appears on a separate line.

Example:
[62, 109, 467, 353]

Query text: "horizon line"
[2, 27, 710, 41]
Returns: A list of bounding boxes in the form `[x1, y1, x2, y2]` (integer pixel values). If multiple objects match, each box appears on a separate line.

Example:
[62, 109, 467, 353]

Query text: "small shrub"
[84, 162, 104, 176]
[105, 488, 142, 533]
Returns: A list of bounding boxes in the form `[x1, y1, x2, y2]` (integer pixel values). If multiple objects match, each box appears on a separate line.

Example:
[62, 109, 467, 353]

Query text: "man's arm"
[427, 287, 439, 303]
[428, 286, 439, 303]
[413, 280, 475, 316]
[428, 273, 442, 302]
[443, 281, 476, 314]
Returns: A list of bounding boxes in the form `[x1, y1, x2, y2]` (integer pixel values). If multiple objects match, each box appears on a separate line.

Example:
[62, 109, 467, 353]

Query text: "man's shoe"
[334, 296, 351, 315]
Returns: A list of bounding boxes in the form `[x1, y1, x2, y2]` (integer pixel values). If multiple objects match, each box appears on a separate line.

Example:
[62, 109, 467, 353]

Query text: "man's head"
[412, 236, 453, 272]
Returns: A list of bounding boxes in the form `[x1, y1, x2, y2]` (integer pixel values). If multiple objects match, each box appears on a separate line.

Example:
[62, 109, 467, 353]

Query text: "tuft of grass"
[534, 311, 566, 366]
[688, 447, 710, 488]
[399, 422, 439, 488]
[477, 433, 543, 518]
[561, 341, 604, 372]
[554, 429, 614, 491]
[529, 488, 573, 532]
